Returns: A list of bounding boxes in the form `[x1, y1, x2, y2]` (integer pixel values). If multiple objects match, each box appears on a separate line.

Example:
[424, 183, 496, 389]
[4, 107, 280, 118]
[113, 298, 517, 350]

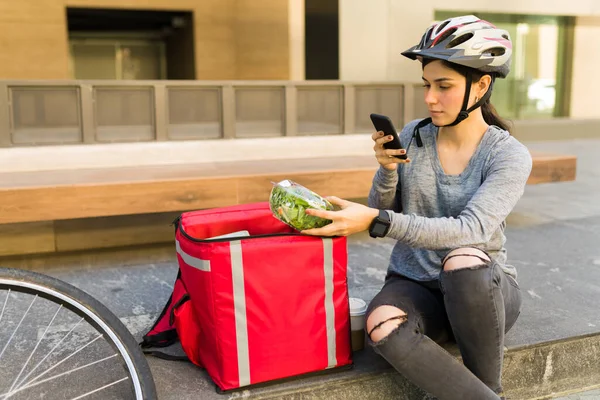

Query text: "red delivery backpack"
[141, 202, 353, 392]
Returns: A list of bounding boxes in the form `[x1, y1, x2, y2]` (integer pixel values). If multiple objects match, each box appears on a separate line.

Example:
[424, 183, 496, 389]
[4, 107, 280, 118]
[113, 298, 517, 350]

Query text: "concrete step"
[136, 325, 600, 400]
[552, 387, 600, 399]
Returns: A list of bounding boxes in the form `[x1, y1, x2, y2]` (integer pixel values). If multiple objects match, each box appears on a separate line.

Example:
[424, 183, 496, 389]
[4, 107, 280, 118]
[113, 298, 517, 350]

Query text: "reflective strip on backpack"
[322, 238, 337, 368]
[230, 241, 251, 387]
[176, 240, 210, 272]
[229, 238, 337, 385]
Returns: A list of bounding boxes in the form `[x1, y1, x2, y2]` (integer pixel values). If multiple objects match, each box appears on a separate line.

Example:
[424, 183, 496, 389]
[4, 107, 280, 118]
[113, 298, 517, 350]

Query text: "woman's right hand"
[372, 131, 410, 171]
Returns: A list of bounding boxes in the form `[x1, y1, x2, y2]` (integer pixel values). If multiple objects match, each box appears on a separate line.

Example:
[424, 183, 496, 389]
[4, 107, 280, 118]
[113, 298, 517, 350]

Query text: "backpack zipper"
[173, 214, 305, 243]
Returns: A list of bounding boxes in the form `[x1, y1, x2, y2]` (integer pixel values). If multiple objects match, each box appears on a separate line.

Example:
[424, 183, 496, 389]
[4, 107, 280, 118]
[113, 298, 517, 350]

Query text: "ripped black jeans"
[365, 257, 522, 400]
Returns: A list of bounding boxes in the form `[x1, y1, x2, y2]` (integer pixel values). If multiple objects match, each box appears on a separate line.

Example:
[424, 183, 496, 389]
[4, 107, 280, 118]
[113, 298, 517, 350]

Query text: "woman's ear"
[478, 75, 492, 97]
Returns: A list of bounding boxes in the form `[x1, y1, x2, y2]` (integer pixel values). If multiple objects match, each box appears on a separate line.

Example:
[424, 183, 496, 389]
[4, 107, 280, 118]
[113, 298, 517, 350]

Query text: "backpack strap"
[140, 269, 185, 349]
[141, 349, 189, 362]
[140, 329, 179, 349]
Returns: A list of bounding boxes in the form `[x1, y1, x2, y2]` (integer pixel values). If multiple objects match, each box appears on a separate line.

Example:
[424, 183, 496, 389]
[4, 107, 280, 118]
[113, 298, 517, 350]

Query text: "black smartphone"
[369, 113, 406, 159]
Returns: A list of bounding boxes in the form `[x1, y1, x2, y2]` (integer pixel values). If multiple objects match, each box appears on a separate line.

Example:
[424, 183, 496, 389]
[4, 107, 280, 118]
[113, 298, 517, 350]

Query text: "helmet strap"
[414, 73, 496, 148]
[442, 72, 495, 127]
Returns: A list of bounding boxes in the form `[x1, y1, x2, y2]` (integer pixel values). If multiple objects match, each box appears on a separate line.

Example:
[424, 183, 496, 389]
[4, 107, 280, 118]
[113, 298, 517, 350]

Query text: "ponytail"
[481, 100, 512, 133]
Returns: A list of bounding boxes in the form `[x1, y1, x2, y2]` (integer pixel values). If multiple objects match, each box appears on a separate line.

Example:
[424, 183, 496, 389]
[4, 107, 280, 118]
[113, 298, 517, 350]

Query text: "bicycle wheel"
[0, 267, 157, 400]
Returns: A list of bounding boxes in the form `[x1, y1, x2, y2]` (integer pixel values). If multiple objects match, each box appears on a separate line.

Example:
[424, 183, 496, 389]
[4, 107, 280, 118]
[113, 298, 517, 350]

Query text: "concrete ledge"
[0, 135, 374, 173]
[0, 149, 576, 256]
[1, 118, 597, 173]
[147, 332, 600, 400]
[0, 151, 576, 224]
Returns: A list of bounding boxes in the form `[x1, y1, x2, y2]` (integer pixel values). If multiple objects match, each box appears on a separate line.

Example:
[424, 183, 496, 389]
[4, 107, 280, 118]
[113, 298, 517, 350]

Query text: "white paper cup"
[349, 297, 367, 351]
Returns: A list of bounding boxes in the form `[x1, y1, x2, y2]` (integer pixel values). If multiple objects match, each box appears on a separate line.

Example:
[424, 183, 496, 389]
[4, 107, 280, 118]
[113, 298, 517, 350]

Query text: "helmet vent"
[502, 34, 509, 40]
[447, 32, 474, 48]
[425, 27, 435, 43]
[485, 47, 506, 57]
[436, 20, 451, 34]
[434, 27, 457, 46]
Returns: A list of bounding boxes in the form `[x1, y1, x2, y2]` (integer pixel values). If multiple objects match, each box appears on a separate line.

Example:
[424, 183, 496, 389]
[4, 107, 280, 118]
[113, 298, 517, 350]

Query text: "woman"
[302, 15, 532, 400]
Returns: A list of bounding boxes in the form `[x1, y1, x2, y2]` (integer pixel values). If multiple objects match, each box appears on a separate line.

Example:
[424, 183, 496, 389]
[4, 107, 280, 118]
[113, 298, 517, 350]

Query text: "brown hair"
[422, 59, 512, 133]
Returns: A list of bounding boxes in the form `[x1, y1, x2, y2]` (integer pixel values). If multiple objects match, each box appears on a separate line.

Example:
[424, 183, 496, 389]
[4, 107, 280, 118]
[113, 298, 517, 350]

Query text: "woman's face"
[422, 60, 472, 126]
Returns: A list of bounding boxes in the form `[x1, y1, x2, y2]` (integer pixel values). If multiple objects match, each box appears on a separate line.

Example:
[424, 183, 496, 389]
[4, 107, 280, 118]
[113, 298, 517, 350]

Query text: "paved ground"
[554, 388, 600, 399]
[2, 138, 598, 399]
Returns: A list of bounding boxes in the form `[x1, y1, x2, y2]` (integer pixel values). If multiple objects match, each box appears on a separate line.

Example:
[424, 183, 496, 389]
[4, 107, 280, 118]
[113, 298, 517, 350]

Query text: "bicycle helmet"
[402, 15, 513, 127]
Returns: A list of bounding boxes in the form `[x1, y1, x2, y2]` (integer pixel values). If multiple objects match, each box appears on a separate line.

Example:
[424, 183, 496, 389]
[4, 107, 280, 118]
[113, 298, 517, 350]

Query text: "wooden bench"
[0, 151, 577, 225]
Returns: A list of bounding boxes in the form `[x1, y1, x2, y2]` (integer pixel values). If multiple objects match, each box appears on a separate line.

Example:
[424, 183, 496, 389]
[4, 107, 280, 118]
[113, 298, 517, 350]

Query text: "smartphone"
[369, 113, 406, 159]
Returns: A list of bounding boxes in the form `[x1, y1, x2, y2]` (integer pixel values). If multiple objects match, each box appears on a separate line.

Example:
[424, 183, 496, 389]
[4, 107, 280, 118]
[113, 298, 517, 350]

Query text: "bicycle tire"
[0, 267, 157, 400]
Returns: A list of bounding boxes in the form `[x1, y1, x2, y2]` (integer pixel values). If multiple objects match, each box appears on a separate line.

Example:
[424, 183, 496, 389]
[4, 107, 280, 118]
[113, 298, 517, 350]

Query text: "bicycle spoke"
[13, 317, 84, 391]
[69, 377, 129, 400]
[0, 295, 37, 364]
[0, 269, 155, 400]
[19, 334, 103, 389]
[1, 354, 119, 399]
[0, 289, 10, 326]
[8, 304, 62, 393]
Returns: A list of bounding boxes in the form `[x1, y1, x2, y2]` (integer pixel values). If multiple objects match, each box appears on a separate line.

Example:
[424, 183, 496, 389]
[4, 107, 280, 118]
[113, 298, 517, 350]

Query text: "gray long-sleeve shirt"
[368, 119, 533, 281]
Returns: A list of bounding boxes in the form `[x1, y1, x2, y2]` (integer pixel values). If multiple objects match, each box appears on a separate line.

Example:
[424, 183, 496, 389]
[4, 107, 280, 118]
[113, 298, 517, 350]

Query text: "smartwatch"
[368, 210, 391, 238]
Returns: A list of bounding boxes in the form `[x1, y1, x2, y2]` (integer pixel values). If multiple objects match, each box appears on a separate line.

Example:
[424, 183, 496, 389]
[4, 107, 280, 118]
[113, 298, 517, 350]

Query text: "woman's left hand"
[301, 196, 380, 237]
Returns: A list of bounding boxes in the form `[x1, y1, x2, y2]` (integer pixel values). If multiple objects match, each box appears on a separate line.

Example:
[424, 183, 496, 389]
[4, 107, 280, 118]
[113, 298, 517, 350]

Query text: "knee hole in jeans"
[442, 247, 491, 271]
[366, 305, 408, 343]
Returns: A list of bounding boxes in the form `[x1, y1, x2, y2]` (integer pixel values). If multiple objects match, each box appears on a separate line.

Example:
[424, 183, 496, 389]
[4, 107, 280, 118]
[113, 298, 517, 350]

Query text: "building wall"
[339, 1, 393, 81]
[0, 0, 289, 80]
[2, 0, 599, 118]
[0, 1, 71, 79]
[339, 0, 429, 82]
[288, 0, 305, 81]
[235, 0, 290, 80]
[570, 16, 600, 118]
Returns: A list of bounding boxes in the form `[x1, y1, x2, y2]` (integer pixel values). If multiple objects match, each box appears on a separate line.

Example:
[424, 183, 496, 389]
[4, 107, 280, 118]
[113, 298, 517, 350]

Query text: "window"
[67, 8, 195, 80]
[434, 12, 574, 119]
[70, 38, 166, 80]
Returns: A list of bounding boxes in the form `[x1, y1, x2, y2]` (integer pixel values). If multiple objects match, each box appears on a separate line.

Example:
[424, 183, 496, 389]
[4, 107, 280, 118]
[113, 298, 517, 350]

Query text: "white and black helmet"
[402, 15, 512, 79]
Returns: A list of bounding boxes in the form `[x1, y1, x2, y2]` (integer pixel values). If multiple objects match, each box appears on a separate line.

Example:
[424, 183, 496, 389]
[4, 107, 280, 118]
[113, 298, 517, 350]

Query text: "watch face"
[372, 222, 388, 237]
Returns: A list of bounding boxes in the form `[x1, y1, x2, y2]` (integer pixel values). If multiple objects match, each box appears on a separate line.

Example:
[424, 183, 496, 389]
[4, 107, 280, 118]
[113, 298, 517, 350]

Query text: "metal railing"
[0, 80, 428, 147]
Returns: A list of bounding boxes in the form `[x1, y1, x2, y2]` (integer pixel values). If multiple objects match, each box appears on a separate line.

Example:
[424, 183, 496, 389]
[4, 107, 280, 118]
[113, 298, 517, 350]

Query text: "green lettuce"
[269, 180, 334, 231]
